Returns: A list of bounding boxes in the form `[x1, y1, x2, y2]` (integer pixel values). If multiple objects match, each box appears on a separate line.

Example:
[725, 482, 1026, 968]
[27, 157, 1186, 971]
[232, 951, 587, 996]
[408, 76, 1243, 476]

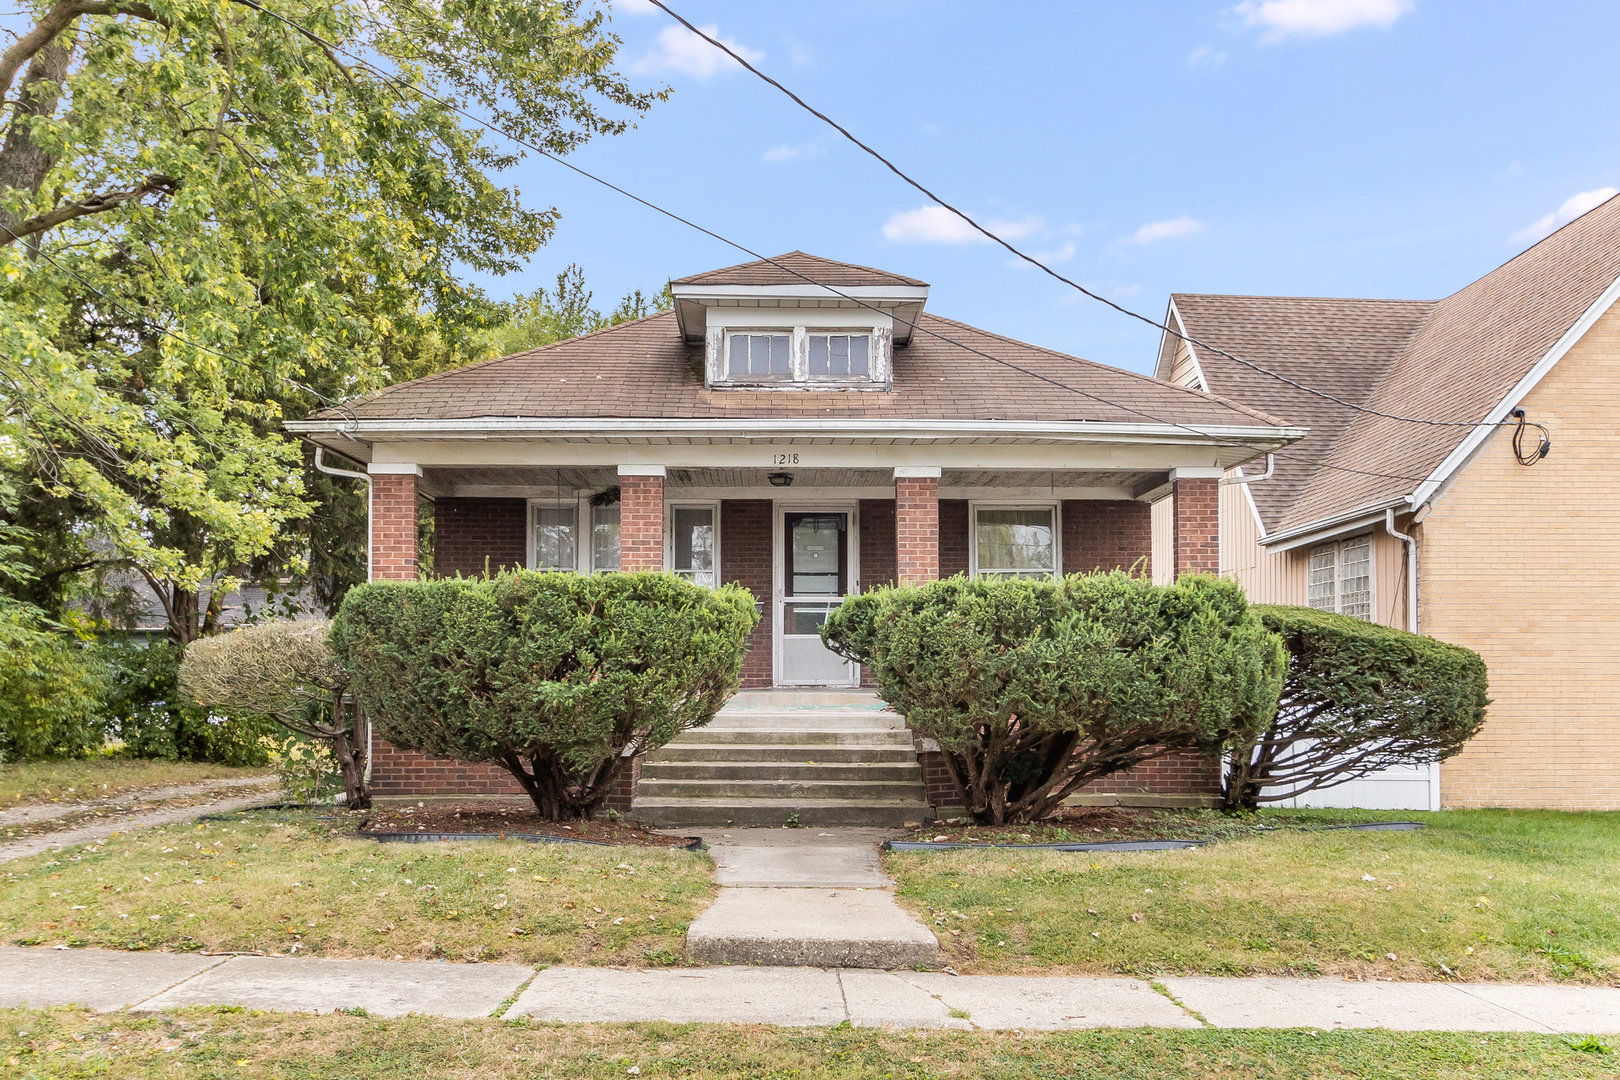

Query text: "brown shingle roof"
[671, 251, 928, 288]
[320, 310, 1284, 429]
[1172, 192, 1620, 534]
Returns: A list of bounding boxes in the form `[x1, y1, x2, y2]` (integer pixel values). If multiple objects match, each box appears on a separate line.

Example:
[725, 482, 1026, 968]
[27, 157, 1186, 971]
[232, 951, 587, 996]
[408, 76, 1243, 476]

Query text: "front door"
[776, 509, 859, 686]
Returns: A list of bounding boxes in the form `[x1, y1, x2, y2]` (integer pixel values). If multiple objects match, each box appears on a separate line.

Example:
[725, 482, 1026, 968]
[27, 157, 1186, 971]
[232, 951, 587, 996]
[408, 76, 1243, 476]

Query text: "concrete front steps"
[633, 691, 931, 828]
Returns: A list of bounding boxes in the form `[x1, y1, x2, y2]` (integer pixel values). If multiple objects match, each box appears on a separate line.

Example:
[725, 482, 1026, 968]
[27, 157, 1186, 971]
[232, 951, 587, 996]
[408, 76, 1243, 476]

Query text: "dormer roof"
[669, 251, 930, 345]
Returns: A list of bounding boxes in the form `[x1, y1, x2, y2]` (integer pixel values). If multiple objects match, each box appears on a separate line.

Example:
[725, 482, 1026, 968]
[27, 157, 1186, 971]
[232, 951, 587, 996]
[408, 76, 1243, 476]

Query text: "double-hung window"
[668, 505, 718, 586]
[971, 505, 1058, 580]
[1307, 535, 1372, 619]
[530, 499, 621, 573]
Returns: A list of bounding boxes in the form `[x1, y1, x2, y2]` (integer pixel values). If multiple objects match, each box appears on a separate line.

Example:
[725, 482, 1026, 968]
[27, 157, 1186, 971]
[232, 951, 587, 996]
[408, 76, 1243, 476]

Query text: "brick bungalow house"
[1155, 193, 1620, 811]
[289, 252, 1302, 822]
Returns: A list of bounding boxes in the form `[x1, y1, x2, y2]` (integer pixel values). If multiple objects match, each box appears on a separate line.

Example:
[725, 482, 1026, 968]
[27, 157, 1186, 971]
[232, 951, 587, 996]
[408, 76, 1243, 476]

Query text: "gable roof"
[671, 251, 928, 288]
[1166, 192, 1620, 536]
[316, 309, 1287, 432]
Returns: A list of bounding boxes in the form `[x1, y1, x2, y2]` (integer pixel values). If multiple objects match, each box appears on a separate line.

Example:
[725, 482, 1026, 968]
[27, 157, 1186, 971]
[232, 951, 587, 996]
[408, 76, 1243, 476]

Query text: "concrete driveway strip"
[897, 973, 1199, 1030]
[710, 843, 888, 888]
[0, 946, 221, 1011]
[685, 888, 939, 968]
[135, 955, 532, 1018]
[1451, 983, 1620, 1034]
[1161, 977, 1549, 1032]
[506, 966, 847, 1026]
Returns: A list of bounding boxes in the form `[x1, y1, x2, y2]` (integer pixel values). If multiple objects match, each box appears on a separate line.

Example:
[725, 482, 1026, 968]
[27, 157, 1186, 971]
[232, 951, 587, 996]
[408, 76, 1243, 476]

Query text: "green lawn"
[885, 809, 1620, 982]
[0, 810, 714, 967]
[2, 1008, 1614, 1079]
[0, 760, 271, 807]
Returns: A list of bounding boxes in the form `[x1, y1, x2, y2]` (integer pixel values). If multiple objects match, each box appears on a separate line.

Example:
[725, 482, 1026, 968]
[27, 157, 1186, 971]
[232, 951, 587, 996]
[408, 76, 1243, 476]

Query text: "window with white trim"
[725, 332, 792, 381]
[1307, 535, 1372, 619]
[715, 325, 884, 387]
[971, 505, 1058, 579]
[532, 504, 577, 571]
[529, 496, 621, 574]
[668, 504, 718, 586]
[590, 503, 620, 573]
[807, 333, 870, 378]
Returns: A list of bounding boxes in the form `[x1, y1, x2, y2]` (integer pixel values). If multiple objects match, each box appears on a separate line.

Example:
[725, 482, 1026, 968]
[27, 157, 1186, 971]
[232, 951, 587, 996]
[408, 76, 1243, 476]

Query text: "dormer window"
[808, 333, 870, 378]
[726, 332, 793, 380]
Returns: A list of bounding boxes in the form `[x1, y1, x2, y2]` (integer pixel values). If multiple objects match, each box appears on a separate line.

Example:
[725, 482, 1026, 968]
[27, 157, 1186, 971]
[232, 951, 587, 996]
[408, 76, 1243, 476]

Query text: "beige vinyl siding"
[1219, 473, 1304, 605]
[1167, 339, 1206, 390]
[1421, 302, 1620, 810]
[1150, 495, 1174, 585]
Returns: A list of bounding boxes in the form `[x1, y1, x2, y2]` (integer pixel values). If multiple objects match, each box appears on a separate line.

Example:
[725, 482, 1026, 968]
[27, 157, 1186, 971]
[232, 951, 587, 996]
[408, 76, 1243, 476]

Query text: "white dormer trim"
[703, 308, 893, 391]
[671, 282, 929, 345]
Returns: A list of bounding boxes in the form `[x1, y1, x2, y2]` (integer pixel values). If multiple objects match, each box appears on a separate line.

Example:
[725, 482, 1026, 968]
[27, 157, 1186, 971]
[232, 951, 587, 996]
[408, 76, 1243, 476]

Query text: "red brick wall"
[369, 741, 525, 797]
[895, 476, 940, 585]
[1172, 476, 1219, 577]
[1062, 499, 1152, 576]
[371, 473, 420, 581]
[618, 473, 665, 571]
[433, 498, 527, 578]
[858, 499, 897, 591]
[939, 499, 970, 579]
[1076, 752, 1221, 797]
[917, 749, 961, 808]
[722, 499, 773, 689]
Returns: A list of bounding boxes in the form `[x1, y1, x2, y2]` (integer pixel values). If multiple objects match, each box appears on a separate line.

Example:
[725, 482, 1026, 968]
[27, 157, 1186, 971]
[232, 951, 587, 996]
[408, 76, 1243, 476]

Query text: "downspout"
[313, 446, 374, 787]
[1219, 453, 1275, 485]
[1386, 505, 1437, 811]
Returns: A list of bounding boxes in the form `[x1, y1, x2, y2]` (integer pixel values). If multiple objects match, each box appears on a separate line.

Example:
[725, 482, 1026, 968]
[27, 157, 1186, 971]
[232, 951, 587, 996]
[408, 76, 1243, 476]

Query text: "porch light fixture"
[767, 471, 794, 487]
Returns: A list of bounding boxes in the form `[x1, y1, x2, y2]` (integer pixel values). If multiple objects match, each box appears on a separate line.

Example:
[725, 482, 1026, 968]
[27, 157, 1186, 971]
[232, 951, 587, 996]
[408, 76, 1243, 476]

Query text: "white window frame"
[665, 501, 721, 587]
[526, 495, 622, 574]
[707, 310, 892, 390]
[1306, 533, 1376, 620]
[968, 501, 1062, 581]
[723, 329, 795, 383]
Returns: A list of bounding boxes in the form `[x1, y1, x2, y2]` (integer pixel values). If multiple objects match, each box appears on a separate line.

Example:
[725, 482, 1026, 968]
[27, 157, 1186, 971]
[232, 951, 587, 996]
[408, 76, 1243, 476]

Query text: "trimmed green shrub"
[180, 620, 370, 808]
[94, 638, 274, 766]
[0, 619, 106, 762]
[1222, 605, 1490, 809]
[332, 570, 759, 820]
[823, 572, 1285, 824]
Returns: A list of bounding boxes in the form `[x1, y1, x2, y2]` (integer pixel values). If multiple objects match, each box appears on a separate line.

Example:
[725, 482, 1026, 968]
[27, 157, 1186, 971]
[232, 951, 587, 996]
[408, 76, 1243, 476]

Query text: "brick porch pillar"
[617, 465, 666, 571]
[368, 464, 421, 581]
[894, 466, 941, 586]
[1170, 468, 1221, 577]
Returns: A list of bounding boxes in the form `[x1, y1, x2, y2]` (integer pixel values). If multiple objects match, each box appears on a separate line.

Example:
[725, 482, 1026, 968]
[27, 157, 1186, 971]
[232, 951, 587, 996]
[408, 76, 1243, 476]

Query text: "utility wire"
[648, 0, 1537, 437]
[230, 0, 1444, 487]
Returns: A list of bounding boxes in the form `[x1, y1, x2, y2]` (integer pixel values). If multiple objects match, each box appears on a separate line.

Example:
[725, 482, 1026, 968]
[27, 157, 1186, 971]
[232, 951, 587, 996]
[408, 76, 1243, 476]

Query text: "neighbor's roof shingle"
[1173, 192, 1620, 534]
[671, 251, 928, 288]
[319, 311, 1287, 429]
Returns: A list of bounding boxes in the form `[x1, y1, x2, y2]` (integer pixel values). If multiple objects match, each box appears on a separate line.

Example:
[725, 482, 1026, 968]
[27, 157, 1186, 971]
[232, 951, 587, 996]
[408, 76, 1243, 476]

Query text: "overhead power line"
[647, 0, 1531, 437]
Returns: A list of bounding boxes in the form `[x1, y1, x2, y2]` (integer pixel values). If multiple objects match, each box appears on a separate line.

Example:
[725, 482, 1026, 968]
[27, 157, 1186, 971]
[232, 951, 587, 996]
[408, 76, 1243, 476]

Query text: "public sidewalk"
[3, 946, 1617, 1032]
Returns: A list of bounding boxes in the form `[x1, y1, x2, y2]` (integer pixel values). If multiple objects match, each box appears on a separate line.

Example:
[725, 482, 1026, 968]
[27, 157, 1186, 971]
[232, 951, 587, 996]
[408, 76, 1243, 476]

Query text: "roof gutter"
[286, 416, 1306, 446]
[1258, 495, 1410, 552]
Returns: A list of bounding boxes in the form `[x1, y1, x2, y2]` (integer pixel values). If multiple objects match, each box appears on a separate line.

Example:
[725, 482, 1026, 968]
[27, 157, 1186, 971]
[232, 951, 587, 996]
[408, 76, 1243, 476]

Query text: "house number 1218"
[772, 452, 800, 465]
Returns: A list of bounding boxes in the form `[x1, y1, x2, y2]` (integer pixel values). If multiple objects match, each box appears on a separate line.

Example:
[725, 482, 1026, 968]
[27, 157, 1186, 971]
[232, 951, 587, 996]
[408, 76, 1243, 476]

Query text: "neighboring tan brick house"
[290, 252, 1301, 814]
[1153, 194, 1620, 811]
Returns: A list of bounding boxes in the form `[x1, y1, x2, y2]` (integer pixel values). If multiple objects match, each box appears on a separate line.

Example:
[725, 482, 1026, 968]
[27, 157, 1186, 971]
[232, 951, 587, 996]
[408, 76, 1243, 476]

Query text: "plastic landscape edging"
[363, 830, 706, 851]
[883, 821, 1426, 853]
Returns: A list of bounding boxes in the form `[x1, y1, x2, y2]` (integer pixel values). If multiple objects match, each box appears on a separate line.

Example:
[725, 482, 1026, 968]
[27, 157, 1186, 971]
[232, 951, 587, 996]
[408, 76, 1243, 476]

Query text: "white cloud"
[881, 206, 1043, 245]
[631, 23, 762, 79]
[1126, 217, 1204, 243]
[610, 0, 659, 16]
[1233, 0, 1413, 41]
[762, 142, 823, 163]
[1512, 187, 1618, 244]
[1188, 44, 1228, 67]
[788, 42, 814, 67]
[1008, 241, 1077, 268]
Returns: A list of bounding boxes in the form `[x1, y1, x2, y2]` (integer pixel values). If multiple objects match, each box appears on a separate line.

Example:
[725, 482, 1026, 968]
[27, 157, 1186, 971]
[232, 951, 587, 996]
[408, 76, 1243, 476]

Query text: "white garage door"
[1265, 760, 1440, 811]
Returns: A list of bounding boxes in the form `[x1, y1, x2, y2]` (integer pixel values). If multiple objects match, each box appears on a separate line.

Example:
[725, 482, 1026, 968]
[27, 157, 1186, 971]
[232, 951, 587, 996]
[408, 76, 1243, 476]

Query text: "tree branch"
[0, 174, 176, 246]
[1, 0, 160, 102]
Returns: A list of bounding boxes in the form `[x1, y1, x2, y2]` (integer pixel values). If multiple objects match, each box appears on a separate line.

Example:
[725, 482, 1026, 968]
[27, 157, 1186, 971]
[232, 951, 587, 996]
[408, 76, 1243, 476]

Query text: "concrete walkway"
[0, 781, 277, 863]
[3, 947, 1617, 1031]
[684, 828, 939, 968]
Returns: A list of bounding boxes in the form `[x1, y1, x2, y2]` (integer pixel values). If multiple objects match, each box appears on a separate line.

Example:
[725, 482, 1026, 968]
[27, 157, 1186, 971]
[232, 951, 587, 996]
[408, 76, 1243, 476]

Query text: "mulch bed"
[356, 800, 697, 849]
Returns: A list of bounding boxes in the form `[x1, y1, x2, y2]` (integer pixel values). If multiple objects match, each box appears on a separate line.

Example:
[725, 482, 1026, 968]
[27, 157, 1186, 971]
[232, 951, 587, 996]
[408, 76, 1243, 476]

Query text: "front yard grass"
[0, 760, 272, 808]
[886, 809, 1619, 982]
[0, 810, 714, 967]
[3, 1007, 1615, 1079]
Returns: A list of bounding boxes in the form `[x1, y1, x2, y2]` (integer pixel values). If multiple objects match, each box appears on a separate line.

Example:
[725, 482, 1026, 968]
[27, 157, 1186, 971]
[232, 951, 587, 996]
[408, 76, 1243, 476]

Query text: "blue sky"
[489, 0, 1620, 374]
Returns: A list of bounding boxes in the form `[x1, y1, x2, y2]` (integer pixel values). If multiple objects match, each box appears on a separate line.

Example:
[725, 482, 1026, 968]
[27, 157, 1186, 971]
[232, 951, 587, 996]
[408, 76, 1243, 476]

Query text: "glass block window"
[726, 332, 792, 379]
[532, 504, 576, 572]
[807, 333, 870, 378]
[1307, 535, 1373, 619]
[973, 506, 1058, 579]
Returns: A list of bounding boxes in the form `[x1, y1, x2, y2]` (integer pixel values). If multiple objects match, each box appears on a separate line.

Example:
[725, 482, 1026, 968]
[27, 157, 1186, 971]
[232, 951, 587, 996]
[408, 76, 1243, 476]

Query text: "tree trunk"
[329, 692, 369, 809]
[0, 32, 73, 246]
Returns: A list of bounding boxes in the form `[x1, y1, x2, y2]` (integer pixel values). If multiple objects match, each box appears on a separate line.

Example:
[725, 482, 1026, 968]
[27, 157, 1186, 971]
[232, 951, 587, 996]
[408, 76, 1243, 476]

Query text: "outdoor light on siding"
[768, 471, 794, 487]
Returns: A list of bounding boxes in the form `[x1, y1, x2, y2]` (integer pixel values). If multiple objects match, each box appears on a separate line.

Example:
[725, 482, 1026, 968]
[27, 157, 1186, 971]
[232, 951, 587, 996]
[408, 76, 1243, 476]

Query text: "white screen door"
[777, 510, 859, 686]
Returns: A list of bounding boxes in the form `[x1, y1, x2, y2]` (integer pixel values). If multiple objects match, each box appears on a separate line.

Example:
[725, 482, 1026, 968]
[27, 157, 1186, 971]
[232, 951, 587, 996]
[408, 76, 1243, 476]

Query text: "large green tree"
[0, 0, 663, 641]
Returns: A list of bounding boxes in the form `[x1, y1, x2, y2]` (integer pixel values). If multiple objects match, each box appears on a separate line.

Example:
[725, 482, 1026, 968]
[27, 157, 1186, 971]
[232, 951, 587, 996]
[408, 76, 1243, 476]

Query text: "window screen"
[974, 507, 1057, 579]
[591, 503, 620, 573]
[671, 506, 715, 586]
[533, 505, 576, 571]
